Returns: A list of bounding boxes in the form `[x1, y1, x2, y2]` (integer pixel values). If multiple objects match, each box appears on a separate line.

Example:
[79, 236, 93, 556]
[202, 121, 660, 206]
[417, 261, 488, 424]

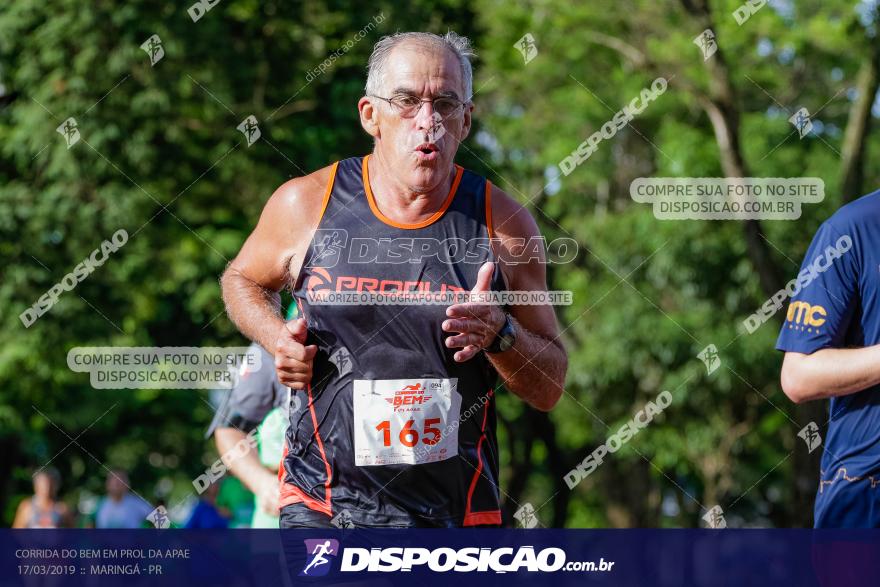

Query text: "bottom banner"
[2, 529, 879, 586]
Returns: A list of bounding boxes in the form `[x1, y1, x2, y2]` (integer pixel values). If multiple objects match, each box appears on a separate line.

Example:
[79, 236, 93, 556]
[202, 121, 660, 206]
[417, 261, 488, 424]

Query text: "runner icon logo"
[300, 539, 340, 577]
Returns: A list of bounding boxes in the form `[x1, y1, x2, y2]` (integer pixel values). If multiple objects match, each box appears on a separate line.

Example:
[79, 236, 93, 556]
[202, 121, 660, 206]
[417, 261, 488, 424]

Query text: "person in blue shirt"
[184, 479, 230, 529]
[777, 191, 880, 527]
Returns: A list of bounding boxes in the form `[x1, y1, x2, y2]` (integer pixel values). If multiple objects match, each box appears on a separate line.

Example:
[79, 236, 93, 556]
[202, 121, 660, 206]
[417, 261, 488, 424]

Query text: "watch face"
[485, 314, 515, 353]
[496, 315, 515, 351]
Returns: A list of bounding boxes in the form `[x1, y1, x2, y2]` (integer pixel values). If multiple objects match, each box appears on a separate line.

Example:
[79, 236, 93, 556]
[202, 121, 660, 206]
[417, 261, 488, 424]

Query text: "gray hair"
[365, 31, 475, 101]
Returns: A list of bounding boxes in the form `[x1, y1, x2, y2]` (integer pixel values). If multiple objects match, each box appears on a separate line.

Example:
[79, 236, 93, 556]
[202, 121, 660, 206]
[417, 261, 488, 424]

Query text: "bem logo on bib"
[353, 378, 461, 467]
[384, 382, 433, 411]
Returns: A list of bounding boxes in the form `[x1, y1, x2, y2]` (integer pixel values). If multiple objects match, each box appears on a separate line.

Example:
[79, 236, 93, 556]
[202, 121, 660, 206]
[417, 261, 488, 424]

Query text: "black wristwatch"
[484, 312, 516, 353]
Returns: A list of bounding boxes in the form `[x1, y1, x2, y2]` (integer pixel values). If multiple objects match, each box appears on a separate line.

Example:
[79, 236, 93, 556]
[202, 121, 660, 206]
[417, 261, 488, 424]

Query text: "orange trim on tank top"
[318, 161, 340, 222]
[463, 388, 502, 527]
[277, 381, 334, 518]
[484, 179, 494, 240]
[277, 301, 333, 518]
[362, 153, 463, 229]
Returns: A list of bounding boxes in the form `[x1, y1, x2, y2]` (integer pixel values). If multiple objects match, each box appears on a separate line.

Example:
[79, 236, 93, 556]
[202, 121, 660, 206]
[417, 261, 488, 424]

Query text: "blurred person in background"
[206, 303, 298, 528]
[184, 478, 230, 529]
[94, 469, 152, 528]
[12, 467, 73, 528]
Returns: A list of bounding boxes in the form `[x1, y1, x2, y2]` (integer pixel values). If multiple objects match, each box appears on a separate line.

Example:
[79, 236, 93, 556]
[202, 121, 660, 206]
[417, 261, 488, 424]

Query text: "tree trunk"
[840, 50, 880, 203]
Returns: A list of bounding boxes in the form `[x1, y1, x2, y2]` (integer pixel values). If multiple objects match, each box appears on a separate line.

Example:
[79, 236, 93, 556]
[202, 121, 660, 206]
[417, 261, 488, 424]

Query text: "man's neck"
[367, 151, 455, 224]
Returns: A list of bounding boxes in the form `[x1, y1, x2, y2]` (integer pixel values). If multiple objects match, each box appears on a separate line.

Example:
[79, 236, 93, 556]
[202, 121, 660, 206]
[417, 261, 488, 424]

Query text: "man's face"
[106, 472, 128, 498]
[360, 42, 473, 192]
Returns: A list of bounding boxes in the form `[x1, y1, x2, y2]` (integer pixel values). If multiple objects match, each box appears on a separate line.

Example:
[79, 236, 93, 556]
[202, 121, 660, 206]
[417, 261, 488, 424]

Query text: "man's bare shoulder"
[263, 163, 337, 230]
[488, 183, 541, 242]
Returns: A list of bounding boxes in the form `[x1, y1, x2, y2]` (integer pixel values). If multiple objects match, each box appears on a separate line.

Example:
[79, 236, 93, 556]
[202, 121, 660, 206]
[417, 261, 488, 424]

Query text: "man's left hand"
[443, 261, 505, 362]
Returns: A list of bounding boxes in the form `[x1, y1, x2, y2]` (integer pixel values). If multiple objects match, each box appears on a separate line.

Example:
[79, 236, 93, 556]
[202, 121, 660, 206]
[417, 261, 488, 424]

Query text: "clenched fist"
[274, 318, 317, 390]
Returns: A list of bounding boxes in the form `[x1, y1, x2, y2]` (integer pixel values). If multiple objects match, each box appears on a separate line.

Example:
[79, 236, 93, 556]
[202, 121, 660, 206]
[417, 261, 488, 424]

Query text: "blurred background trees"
[2, 0, 878, 527]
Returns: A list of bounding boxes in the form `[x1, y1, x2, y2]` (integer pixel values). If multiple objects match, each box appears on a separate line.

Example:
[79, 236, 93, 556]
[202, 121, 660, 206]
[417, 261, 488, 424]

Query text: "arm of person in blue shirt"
[777, 218, 870, 403]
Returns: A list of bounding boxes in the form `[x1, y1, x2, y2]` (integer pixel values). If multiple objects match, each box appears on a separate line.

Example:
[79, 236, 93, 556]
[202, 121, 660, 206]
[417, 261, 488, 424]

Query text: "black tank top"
[279, 155, 505, 527]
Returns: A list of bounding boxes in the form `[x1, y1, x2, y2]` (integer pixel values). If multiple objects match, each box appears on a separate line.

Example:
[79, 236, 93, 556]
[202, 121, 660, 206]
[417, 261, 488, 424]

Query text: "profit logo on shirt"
[785, 300, 827, 330]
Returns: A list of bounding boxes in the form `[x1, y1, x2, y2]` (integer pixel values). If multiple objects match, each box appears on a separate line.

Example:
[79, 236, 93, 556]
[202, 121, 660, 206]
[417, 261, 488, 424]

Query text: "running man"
[221, 31, 567, 528]
[778, 191, 880, 527]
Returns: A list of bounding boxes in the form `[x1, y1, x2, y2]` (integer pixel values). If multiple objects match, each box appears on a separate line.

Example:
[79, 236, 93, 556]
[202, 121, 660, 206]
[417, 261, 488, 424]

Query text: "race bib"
[353, 378, 461, 467]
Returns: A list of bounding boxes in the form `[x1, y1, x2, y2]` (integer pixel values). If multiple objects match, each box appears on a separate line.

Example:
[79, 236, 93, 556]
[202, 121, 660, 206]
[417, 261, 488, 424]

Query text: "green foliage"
[1, 0, 875, 527]
[0, 0, 480, 523]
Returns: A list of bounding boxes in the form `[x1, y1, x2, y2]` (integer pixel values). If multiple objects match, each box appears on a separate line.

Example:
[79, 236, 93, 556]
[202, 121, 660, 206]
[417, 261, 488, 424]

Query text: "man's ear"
[459, 102, 474, 142]
[358, 96, 380, 138]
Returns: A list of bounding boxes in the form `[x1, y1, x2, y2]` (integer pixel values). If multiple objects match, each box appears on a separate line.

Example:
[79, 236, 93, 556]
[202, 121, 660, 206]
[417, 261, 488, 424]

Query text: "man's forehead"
[383, 42, 464, 96]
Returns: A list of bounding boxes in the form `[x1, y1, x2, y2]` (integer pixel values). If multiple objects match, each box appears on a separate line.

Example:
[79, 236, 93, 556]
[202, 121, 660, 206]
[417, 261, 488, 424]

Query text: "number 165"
[376, 418, 441, 447]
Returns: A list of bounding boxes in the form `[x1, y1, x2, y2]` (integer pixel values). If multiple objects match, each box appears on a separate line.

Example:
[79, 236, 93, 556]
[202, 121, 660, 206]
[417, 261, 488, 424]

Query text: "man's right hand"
[274, 318, 317, 390]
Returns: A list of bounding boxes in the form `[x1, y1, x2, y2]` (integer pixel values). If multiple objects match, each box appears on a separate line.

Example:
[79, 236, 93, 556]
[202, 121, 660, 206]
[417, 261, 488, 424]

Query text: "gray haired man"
[221, 31, 567, 528]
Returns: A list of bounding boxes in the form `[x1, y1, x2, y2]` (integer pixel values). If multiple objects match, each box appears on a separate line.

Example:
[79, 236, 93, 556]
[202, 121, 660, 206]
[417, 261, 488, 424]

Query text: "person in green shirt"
[206, 305, 298, 527]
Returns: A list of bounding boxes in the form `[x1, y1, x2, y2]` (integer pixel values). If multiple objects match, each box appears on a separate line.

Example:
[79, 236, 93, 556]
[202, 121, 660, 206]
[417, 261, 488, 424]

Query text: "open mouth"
[414, 143, 439, 159]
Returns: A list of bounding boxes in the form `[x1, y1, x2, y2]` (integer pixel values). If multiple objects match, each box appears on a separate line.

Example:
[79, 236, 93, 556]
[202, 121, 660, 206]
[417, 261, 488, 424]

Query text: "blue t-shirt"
[184, 500, 229, 529]
[776, 191, 880, 528]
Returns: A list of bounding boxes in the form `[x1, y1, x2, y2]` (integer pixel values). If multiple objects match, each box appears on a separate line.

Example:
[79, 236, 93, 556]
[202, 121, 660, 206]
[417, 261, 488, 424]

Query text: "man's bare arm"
[781, 346, 880, 403]
[220, 167, 331, 353]
[214, 428, 279, 515]
[443, 185, 568, 411]
[488, 187, 567, 411]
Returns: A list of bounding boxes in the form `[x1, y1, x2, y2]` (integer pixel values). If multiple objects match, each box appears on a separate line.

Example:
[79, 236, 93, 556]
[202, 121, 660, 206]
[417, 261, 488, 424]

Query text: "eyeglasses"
[369, 94, 467, 118]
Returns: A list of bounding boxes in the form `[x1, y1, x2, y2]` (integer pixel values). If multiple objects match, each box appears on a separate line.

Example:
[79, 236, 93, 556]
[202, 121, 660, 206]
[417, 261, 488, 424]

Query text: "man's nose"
[414, 100, 437, 130]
